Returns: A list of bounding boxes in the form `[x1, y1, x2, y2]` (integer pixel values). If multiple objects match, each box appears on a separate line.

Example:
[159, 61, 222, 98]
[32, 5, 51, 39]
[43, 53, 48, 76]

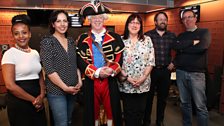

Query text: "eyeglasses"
[129, 21, 140, 25]
[182, 16, 195, 21]
[90, 15, 104, 20]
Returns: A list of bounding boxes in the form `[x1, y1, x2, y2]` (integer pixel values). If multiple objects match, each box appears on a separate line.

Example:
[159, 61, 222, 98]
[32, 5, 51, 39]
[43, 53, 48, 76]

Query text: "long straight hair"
[123, 13, 145, 41]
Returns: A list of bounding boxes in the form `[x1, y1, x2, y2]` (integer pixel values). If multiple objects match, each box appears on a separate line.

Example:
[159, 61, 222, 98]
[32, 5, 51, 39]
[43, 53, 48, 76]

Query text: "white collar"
[91, 28, 106, 36]
[91, 28, 106, 43]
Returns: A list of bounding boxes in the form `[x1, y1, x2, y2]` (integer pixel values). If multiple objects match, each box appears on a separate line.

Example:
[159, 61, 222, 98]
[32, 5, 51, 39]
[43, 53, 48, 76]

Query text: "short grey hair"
[87, 13, 108, 20]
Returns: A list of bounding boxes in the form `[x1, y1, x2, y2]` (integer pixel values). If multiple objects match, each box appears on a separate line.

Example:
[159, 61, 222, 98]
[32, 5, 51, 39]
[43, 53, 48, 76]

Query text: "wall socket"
[1, 44, 10, 55]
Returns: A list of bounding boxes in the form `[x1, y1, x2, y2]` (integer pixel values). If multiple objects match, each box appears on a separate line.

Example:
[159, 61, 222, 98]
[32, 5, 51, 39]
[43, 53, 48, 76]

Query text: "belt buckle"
[156, 66, 161, 69]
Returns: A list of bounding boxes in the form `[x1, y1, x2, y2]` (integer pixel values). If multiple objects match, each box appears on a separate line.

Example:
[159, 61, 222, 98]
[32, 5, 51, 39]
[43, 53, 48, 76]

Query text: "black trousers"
[143, 68, 171, 125]
[6, 79, 47, 126]
[121, 92, 147, 126]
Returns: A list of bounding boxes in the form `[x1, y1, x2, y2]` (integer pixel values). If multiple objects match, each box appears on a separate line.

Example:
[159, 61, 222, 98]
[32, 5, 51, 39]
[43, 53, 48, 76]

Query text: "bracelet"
[118, 74, 128, 82]
[111, 70, 116, 77]
[124, 75, 129, 81]
[32, 99, 37, 105]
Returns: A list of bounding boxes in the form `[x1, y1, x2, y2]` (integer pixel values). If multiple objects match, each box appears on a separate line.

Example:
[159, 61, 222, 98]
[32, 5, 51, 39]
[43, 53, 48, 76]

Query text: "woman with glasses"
[119, 13, 155, 126]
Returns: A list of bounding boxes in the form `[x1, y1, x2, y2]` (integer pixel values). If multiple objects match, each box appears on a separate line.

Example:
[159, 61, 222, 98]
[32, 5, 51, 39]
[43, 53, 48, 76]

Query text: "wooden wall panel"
[144, 0, 224, 74]
[0, 71, 6, 94]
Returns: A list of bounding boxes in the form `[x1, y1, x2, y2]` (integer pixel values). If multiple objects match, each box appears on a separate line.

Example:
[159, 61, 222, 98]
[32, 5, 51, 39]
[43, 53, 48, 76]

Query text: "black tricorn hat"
[79, 2, 111, 17]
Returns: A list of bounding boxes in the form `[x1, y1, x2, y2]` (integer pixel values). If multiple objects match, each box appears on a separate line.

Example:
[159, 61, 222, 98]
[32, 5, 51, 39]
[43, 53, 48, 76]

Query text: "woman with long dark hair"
[40, 10, 82, 126]
[119, 13, 155, 126]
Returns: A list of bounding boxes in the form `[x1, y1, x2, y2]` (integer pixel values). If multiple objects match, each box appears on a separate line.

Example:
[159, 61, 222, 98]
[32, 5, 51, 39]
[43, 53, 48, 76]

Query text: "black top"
[145, 29, 176, 66]
[173, 28, 211, 72]
[40, 35, 78, 95]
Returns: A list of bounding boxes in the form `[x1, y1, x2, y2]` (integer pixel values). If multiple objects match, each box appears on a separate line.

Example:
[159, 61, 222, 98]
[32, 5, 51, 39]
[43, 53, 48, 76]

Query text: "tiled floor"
[152, 99, 224, 126]
[0, 97, 224, 126]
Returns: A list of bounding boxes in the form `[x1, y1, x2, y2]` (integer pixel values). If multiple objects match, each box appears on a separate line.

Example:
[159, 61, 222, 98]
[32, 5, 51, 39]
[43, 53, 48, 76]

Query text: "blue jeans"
[176, 69, 208, 126]
[47, 93, 76, 126]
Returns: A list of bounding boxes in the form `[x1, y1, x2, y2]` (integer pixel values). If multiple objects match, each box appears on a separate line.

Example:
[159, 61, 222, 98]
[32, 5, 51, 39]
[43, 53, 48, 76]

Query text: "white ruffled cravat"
[91, 28, 106, 44]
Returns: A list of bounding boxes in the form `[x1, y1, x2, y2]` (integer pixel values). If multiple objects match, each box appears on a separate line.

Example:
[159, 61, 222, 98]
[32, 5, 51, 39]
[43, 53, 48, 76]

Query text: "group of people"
[1, 1, 210, 126]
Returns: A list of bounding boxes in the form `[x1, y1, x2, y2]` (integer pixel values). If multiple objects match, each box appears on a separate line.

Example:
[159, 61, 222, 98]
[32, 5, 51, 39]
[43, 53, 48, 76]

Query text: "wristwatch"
[111, 70, 116, 77]
[123, 74, 129, 81]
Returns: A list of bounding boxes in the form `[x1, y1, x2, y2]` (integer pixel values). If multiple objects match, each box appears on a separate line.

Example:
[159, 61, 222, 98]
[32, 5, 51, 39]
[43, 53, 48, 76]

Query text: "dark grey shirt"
[40, 35, 78, 95]
[173, 28, 210, 72]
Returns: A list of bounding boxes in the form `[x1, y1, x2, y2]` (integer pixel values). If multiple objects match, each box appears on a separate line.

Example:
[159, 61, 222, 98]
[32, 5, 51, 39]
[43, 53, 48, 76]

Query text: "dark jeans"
[121, 92, 147, 126]
[143, 68, 171, 125]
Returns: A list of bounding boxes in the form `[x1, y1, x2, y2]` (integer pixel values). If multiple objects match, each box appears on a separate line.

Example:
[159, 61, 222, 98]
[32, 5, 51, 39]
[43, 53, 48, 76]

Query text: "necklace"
[15, 44, 31, 53]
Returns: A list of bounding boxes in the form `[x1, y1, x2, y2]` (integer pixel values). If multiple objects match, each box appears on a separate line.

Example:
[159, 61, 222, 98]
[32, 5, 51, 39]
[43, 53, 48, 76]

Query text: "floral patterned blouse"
[119, 35, 155, 93]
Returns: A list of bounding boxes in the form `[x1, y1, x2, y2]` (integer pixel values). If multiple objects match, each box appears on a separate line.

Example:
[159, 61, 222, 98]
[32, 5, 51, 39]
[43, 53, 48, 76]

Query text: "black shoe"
[142, 123, 150, 126]
[156, 121, 165, 126]
[142, 121, 150, 126]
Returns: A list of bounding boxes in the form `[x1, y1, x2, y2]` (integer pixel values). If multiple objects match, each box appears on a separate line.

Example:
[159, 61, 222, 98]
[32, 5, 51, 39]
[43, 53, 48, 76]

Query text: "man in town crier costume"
[77, 1, 124, 126]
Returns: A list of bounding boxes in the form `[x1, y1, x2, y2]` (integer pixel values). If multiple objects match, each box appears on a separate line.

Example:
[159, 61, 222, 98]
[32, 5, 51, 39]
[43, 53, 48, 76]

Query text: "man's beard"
[156, 23, 167, 31]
